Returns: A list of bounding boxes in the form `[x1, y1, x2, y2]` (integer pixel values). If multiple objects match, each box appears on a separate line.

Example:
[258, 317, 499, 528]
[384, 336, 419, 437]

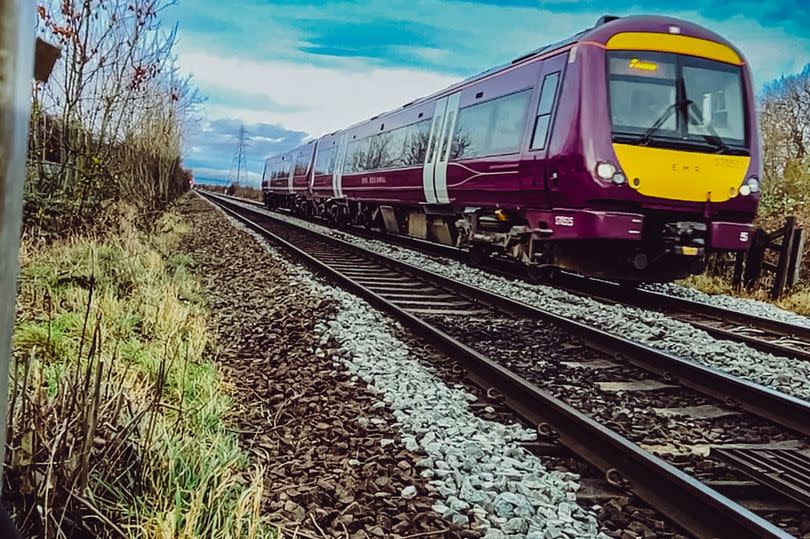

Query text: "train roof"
[264, 14, 745, 163]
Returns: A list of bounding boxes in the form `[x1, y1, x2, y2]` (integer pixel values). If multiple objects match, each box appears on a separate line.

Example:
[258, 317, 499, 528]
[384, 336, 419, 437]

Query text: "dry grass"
[6, 211, 274, 538]
[678, 273, 810, 317]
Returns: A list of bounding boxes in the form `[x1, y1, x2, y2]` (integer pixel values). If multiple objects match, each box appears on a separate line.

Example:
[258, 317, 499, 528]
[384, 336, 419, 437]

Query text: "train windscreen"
[607, 51, 746, 151]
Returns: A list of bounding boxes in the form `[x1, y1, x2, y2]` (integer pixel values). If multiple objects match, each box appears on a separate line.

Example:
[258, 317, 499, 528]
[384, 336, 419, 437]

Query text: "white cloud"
[178, 46, 458, 139]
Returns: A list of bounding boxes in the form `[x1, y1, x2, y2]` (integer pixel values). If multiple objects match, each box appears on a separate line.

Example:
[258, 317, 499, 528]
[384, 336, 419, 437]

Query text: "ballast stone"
[321, 295, 600, 537]
[263, 207, 810, 402]
[218, 203, 605, 538]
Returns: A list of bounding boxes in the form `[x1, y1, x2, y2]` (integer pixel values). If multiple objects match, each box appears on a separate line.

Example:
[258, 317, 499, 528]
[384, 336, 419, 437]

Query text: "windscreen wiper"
[636, 102, 678, 146]
[685, 100, 730, 154]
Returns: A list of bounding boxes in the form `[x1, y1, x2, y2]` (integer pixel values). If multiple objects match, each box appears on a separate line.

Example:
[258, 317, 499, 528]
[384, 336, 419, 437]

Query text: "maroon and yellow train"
[262, 15, 760, 282]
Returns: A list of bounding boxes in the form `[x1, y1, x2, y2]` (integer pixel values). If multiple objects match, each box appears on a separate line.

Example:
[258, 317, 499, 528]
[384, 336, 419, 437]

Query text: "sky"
[171, 0, 810, 186]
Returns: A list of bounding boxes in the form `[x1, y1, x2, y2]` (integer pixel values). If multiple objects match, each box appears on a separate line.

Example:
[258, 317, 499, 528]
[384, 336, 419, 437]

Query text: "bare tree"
[26, 0, 199, 234]
[759, 64, 810, 186]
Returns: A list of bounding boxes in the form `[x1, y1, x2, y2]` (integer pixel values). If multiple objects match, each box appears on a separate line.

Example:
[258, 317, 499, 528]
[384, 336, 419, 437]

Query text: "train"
[261, 14, 760, 282]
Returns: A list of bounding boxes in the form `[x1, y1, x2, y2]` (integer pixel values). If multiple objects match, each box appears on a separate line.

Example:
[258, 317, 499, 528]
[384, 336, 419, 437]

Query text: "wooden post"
[743, 228, 767, 291]
[732, 250, 745, 290]
[0, 0, 35, 490]
[771, 216, 797, 299]
[787, 227, 805, 290]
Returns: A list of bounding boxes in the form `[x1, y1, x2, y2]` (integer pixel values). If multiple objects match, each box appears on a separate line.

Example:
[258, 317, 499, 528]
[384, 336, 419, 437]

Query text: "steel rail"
[205, 192, 810, 438]
[201, 191, 794, 539]
[218, 192, 810, 362]
[553, 275, 810, 357]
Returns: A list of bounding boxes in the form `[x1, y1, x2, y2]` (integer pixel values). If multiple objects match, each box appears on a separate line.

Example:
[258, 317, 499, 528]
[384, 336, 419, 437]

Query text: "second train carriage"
[261, 14, 761, 282]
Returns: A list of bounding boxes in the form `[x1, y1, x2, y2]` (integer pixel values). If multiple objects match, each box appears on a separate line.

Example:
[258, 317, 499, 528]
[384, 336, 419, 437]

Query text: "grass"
[678, 273, 810, 317]
[6, 210, 275, 538]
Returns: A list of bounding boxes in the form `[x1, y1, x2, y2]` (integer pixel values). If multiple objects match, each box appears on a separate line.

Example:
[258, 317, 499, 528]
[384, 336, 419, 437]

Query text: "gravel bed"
[189, 195, 604, 538]
[382, 327, 690, 539]
[177, 196, 475, 538]
[240, 203, 810, 402]
[429, 315, 803, 471]
[645, 282, 810, 329]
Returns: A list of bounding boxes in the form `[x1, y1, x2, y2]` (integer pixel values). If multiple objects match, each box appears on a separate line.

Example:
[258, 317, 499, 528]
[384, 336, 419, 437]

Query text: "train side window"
[451, 88, 532, 160]
[294, 152, 309, 176]
[344, 137, 370, 173]
[402, 119, 432, 166]
[377, 125, 409, 168]
[531, 71, 560, 150]
[315, 146, 336, 175]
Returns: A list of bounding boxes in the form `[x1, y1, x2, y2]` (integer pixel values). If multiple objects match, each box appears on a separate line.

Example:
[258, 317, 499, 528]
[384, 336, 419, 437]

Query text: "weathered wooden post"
[771, 216, 797, 299]
[742, 227, 767, 291]
[787, 227, 805, 290]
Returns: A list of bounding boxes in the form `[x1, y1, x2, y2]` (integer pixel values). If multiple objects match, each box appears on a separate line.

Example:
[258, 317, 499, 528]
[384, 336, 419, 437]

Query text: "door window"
[531, 71, 560, 149]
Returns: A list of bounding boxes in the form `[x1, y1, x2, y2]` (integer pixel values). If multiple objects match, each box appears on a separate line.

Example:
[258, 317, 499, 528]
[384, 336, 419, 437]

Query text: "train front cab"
[536, 20, 760, 282]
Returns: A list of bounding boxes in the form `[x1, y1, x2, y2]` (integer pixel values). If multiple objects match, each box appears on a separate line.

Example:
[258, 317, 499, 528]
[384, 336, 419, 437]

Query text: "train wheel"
[468, 244, 489, 267]
[526, 264, 557, 283]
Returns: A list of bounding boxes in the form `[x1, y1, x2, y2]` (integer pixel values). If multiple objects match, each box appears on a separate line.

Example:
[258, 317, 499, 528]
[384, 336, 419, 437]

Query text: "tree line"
[26, 0, 198, 236]
[758, 63, 810, 230]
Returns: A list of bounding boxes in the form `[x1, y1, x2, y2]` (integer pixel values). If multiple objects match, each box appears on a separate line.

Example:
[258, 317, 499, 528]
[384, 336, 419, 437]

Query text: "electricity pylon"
[228, 125, 250, 187]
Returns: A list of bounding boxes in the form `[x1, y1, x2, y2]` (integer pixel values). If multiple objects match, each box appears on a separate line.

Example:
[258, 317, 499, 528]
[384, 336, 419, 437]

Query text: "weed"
[6, 212, 274, 538]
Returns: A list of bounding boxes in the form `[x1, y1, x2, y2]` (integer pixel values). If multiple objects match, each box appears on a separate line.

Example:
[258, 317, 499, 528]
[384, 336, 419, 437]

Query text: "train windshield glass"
[608, 51, 746, 149]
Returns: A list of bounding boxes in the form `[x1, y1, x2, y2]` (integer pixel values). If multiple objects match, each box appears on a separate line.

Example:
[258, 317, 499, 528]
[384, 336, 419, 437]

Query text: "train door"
[423, 92, 461, 204]
[332, 134, 348, 199]
[308, 141, 318, 194]
[286, 153, 295, 194]
[529, 54, 566, 203]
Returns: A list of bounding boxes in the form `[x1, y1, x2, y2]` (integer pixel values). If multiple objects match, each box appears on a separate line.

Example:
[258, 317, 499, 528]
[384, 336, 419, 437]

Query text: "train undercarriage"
[264, 193, 710, 283]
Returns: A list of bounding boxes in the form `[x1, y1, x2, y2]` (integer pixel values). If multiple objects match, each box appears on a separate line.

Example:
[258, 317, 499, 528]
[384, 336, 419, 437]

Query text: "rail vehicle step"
[713, 447, 810, 509]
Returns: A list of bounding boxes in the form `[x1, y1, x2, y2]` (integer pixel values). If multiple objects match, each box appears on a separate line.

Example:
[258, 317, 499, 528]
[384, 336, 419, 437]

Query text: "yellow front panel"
[612, 144, 750, 202]
[606, 33, 743, 65]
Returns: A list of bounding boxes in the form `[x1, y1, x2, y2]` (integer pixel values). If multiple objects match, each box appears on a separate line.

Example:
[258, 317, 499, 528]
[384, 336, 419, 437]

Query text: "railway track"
[211, 192, 810, 364]
[201, 191, 810, 539]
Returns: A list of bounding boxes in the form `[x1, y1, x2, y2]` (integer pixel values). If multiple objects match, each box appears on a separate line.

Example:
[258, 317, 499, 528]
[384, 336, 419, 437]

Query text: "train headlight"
[612, 172, 627, 185]
[739, 177, 760, 197]
[596, 162, 616, 180]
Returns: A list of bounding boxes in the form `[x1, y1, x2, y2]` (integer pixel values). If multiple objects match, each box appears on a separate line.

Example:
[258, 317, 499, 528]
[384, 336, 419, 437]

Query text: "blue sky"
[172, 0, 810, 185]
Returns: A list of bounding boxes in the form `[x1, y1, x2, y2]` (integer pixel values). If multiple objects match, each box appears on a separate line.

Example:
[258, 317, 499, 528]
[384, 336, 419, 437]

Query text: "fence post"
[771, 216, 797, 299]
[787, 227, 805, 290]
[732, 250, 745, 290]
[0, 0, 35, 491]
[743, 227, 767, 291]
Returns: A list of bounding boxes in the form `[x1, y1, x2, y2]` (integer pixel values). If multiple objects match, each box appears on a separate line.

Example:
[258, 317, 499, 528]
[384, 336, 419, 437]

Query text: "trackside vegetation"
[5, 211, 274, 538]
